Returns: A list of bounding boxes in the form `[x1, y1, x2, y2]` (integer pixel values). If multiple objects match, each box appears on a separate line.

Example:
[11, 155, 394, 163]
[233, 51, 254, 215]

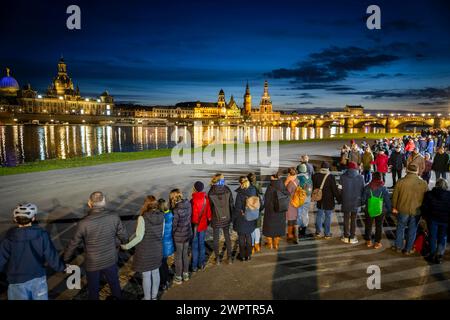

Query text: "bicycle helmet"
[13, 203, 38, 219]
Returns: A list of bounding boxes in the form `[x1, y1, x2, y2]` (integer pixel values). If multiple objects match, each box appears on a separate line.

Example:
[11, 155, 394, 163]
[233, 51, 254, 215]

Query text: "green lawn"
[0, 132, 408, 176]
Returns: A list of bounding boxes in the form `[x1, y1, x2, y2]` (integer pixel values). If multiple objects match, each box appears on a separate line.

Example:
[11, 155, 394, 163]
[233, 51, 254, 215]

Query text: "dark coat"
[233, 185, 257, 234]
[64, 208, 128, 272]
[0, 225, 65, 284]
[133, 210, 164, 272]
[208, 185, 234, 228]
[262, 179, 288, 237]
[340, 169, 365, 213]
[388, 151, 405, 170]
[312, 170, 340, 210]
[422, 188, 450, 224]
[172, 199, 193, 243]
[432, 152, 450, 172]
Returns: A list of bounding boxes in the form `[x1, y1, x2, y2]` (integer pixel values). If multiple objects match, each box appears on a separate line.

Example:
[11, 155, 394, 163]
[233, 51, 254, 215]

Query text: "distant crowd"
[0, 128, 449, 300]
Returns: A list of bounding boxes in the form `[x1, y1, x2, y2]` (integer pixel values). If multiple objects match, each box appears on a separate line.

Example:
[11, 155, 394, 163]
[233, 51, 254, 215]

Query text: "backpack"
[367, 190, 383, 218]
[299, 175, 313, 196]
[209, 191, 231, 223]
[290, 181, 307, 208]
[245, 196, 260, 221]
[274, 189, 290, 212]
[311, 173, 330, 202]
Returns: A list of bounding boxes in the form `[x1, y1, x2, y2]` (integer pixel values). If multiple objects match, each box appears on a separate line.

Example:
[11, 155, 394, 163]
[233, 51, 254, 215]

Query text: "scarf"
[319, 168, 330, 175]
[215, 178, 225, 186]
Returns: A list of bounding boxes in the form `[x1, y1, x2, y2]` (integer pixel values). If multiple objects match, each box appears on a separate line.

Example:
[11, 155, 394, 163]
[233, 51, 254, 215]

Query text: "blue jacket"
[0, 225, 65, 284]
[162, 210, 174, 257]
[426, 140, 434, 154]
[340, 169, 365, 212]
[362, 184, 392, 214]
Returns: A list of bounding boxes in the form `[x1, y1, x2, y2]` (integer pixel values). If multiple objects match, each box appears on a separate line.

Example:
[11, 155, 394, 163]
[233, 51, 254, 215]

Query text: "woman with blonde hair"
[208, 173, 234, 265]
[233, 176, 258, 261]
[170, 189, 192, 284]
[121, 195, 164, 300]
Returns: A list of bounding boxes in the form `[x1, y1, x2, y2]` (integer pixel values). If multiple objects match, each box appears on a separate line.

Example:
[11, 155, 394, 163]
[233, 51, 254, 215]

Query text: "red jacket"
[374, 153, 389, 173]
[405, 140, 416, 152]
[191, 192, 212, 232]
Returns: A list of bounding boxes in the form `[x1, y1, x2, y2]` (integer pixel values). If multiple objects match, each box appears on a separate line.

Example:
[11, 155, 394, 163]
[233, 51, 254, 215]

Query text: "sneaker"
[201, 264, 207, 271]
[404, 250, 415, 256]
[215, 258, 221, 266]
[192, 268, 198, 273]
[324, 235, 332, 240]
[366, 240, 373, 248]
[183, 272, 190, 282]
[247, 255, 252, 261]
[315, 233, 324, 240]
[373, 242, 382, 249]
[173, 276, 182, 285]
[435, 255, 443, 264]
[341, 236, 350, 244]
[227, 257, 234, 265]
[349, 237, 359, 244]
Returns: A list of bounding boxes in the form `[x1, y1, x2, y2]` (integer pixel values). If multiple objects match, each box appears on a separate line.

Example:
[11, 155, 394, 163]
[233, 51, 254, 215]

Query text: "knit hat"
[347, 161, 358, 170]
[321, 161, 330, 169]
[407, 163, 418, 174]
[194, 181, 204, 192]
[298, 163, 307, 173]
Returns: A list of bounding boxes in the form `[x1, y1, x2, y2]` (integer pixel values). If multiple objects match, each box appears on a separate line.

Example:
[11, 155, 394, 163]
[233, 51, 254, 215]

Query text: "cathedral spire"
[6, 67, 10, 77]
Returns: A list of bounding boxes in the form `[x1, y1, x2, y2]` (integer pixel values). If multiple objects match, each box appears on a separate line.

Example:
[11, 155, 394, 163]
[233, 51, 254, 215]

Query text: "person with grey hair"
[297, 155, 314, 177]
[64, 191, 128, 300]
[422, 178, 450, 264]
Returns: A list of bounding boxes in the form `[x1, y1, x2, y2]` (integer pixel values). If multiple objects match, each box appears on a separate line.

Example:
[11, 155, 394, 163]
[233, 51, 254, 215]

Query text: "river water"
[0, 124, 397, 166]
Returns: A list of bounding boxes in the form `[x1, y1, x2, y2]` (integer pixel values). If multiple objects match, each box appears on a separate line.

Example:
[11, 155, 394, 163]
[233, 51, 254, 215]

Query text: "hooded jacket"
[172, 199, 193, 243]
[0, 225, 65, 284]
[191, 191, 212, 233]
[374, 153, 389, 173]
[208, 184, 234, 228]
[340, 169, 365, 213]
[388, 151, 405, 171]
[233, 185, 257, 234]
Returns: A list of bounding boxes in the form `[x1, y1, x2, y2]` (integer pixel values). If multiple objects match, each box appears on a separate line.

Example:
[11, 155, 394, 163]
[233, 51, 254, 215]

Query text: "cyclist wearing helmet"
[0, 203, 65, 300]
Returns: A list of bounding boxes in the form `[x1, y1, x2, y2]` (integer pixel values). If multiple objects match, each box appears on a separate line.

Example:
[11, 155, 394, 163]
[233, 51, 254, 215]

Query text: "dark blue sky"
[1, 0, 449, 113]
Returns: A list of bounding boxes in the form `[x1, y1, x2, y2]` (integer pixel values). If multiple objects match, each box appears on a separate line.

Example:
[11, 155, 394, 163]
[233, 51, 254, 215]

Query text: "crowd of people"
[0, 130, 449, 300]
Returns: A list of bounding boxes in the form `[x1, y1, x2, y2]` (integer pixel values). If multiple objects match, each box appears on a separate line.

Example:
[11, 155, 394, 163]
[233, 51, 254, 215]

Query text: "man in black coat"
[432, 147, 450, 180]
[312, 162, 340, 239]
[388, 145, 405, 187]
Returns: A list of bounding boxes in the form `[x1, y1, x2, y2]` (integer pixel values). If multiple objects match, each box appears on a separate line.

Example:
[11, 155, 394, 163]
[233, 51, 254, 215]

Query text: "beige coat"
[406, 153, 425, 176]
[392, 173, 428, 215]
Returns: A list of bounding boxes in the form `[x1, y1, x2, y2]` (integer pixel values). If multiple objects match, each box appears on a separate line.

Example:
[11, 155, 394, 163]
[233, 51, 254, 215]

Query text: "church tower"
[259, 80, 272, 113]
[243, 81, 252, 115]
[217, 89, 226, 108]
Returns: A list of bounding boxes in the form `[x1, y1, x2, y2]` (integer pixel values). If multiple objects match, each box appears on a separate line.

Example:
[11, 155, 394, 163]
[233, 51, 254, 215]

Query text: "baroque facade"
[0, 58, 114, 116]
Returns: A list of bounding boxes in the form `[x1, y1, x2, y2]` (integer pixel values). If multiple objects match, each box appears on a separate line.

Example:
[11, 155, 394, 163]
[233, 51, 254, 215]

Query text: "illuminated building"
[0, 58, 114, 116]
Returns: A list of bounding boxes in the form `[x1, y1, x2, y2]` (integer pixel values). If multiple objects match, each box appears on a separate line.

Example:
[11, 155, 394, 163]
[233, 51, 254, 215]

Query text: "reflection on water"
[0, 124, 395, 166]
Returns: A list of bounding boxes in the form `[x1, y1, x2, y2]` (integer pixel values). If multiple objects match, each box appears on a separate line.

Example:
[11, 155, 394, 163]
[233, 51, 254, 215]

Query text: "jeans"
[363, 170, 372, 184]
[343, 211, 357, 238]
[395, 214, 420, 252]
[316, 208, 333, 236]
[191, 230, 206, 269]
[365, 213, 384, 243]
[175, 241, 190, 277]
[435, 171, 447, 180]
[159, 257, 169, 286]
[238, 233, 252, 259]
[142, 269, 160, 300]
[86, 264, 122, 300]
[429, 220, 448, 256]
[392, 169, 402, 186]
[8, 276, 48, 300]
[251, 228, 261, 246]
[297, 200, 310, 228]
[213, 227, 232, 259]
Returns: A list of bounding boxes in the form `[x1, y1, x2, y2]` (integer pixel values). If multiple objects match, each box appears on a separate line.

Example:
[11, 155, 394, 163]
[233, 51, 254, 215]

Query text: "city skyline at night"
[1, 0, 449, 113]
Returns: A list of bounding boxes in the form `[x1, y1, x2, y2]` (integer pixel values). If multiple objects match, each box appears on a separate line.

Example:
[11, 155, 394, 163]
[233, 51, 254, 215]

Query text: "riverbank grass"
[0, 132, 408, 176]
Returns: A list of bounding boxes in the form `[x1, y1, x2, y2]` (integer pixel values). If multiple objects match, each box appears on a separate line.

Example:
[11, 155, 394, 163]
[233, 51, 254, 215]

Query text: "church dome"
[0, 68, 19, 90]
